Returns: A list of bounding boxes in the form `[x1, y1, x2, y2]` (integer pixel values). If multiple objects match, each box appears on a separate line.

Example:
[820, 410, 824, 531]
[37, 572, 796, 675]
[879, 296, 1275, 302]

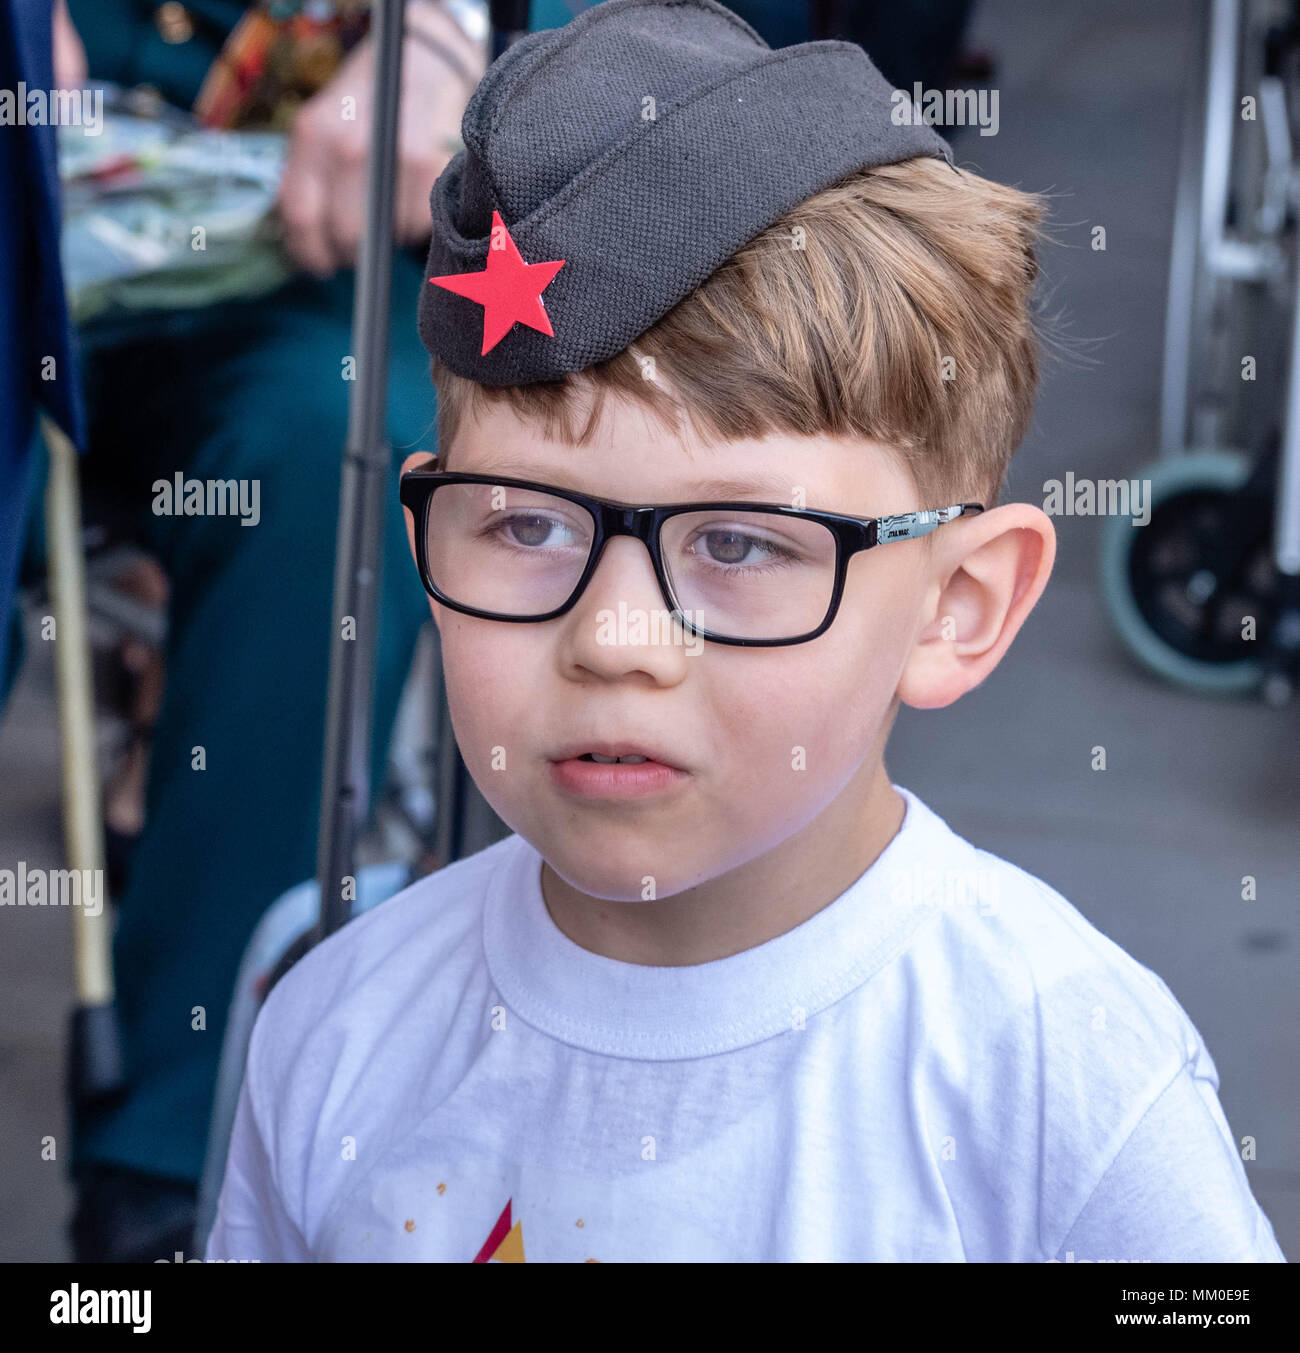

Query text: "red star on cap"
[429, 211, 566, 356]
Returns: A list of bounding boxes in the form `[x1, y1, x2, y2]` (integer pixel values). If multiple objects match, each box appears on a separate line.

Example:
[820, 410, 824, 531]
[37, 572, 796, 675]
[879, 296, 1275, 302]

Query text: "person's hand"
[277, 1, 486, 277]
[53, 0, 88, 88]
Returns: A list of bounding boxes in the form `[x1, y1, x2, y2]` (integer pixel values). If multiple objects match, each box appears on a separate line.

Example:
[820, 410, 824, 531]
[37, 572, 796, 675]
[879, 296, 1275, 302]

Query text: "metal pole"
[315, 0, 406, 941]
[45, 415, 124, 1106]
[317, 2, 536, 936]
[1159, 0, 1211, 459]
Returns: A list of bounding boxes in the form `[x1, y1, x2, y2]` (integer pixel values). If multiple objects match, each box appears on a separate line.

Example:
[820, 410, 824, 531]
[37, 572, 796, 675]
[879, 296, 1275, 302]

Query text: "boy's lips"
[550, 740, 687, 772]
[547, 742, 691, 800]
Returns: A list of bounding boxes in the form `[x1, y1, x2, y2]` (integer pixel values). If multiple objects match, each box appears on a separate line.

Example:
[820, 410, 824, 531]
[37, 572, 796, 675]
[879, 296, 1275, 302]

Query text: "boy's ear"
[896, 503, 1056, 711]
[400, 450, 442, 629]
[399, 450, 436, 561]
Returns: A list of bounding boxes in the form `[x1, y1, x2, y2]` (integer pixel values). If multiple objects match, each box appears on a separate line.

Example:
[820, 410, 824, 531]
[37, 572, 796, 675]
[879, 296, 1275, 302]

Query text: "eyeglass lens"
[423, 482, 839, 641]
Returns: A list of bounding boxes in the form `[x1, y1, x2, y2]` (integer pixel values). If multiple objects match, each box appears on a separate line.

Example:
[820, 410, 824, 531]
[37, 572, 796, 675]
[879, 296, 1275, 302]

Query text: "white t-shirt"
[205, 785, 1286, 1262]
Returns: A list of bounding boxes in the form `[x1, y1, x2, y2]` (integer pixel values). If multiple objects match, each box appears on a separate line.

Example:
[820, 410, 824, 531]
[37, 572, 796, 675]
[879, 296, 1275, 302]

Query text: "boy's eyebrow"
[460, 458, 798, 503]
[676, 475, 799, 501]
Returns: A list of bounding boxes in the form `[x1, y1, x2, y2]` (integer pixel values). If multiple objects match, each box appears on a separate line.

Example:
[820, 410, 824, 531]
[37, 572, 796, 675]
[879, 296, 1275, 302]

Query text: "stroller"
[1099, 0, 1300, 702]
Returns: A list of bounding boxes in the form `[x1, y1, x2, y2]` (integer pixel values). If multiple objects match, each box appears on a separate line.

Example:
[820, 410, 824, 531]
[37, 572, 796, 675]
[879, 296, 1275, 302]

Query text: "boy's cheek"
[439, 624, 531, 739]
[722, 677, 877, 786]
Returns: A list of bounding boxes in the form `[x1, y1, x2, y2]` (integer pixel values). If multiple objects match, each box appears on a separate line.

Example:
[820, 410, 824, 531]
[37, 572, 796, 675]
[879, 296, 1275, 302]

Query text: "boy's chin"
[537, 832, 712, 905]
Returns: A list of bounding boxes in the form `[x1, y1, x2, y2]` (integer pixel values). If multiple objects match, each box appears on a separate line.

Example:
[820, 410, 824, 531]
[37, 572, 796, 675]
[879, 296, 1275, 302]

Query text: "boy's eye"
[488, 511, 588, 550]
[687, 525, 799, 568]
[503, 513, 559, 547]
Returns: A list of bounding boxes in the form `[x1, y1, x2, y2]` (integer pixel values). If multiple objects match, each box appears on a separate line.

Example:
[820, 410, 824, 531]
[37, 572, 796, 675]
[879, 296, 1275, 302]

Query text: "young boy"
[206, 0, 1286, 1262]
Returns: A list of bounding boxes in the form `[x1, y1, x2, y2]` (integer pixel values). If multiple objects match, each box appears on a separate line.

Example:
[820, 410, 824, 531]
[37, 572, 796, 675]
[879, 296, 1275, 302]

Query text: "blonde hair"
[431, 156, 1052, 509]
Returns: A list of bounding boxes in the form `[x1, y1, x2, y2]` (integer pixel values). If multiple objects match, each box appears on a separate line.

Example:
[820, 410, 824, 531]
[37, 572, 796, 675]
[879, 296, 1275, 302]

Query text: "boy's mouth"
[548, 743, 690, 799]
[550, 741, 686, 772]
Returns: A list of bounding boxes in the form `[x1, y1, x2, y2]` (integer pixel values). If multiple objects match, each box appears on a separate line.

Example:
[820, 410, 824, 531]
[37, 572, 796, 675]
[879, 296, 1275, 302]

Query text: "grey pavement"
[1, 0, 1296, 1262]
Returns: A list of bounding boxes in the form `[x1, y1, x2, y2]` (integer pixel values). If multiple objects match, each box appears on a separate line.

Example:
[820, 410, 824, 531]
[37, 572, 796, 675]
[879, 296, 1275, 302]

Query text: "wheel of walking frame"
[1099, 450, 1274, 696]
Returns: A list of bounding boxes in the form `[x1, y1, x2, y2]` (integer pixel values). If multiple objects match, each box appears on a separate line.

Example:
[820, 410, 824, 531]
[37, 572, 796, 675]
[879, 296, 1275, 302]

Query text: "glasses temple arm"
[875, 502, 985, 544]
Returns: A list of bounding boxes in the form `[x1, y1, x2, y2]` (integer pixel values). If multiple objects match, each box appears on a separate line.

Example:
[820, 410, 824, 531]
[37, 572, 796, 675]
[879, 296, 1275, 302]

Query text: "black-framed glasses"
[399, 464, 985, 647]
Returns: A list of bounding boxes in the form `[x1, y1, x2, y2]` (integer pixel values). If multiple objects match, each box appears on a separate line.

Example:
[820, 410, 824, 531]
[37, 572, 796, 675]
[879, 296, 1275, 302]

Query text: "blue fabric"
[1, 0, 86, 446]
[0, 8, 33, 702]
[0, 0, 87, 700]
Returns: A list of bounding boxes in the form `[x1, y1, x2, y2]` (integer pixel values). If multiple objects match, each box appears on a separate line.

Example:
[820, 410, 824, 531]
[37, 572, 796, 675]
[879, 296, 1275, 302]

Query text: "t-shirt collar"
[482, 785, 946, 1059]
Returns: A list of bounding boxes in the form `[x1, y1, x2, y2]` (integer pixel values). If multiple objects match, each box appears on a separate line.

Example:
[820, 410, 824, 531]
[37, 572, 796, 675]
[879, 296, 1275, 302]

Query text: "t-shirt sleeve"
[204, 1016, 310, 1262]
[1053, 1062, 1286, 1263]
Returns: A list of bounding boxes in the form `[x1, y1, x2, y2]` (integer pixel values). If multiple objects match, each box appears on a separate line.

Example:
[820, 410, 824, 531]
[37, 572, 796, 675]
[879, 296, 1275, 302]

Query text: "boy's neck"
[538, 761, 907, 968]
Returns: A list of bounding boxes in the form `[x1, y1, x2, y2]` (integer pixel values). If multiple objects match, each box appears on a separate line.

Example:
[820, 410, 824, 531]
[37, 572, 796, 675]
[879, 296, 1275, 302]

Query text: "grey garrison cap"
[418, 0, 955, 386]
